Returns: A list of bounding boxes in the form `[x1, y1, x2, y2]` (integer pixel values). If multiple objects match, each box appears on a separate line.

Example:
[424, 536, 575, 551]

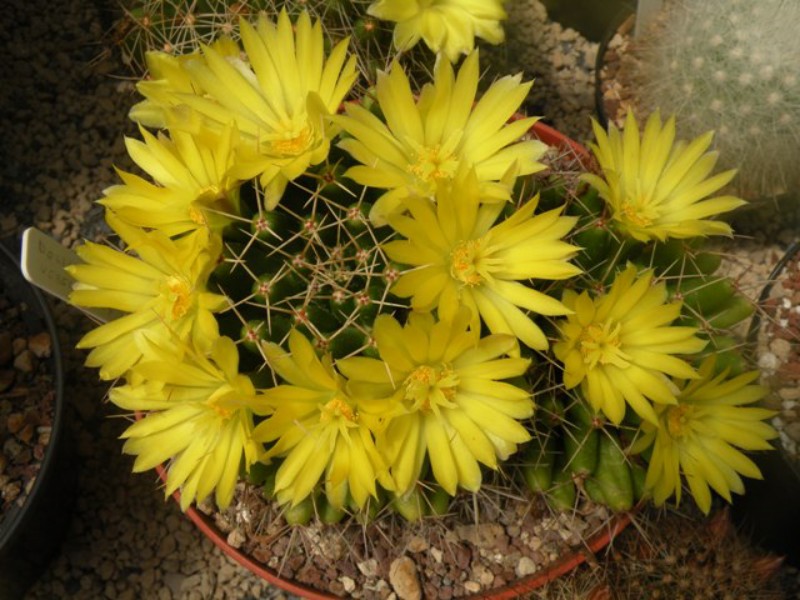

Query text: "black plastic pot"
[0, 240, 75, 599]
[540, 0, 635, 43]
[732, 240, 800, 567]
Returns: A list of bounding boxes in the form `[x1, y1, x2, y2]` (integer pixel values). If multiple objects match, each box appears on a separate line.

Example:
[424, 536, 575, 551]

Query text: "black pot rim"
[0, 239, 66, 548]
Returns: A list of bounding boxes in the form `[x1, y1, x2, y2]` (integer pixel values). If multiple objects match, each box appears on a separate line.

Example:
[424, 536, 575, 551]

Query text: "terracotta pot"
[0, 240, 76, 599]
[140, 122, 633, 599]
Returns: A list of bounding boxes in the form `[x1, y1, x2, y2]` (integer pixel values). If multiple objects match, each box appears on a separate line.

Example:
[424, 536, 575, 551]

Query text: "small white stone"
[516, 556, 538, 577]
[225, 528, 246, 549]
[758, 352, 779, 371]
[357, 559, 379, 578]
[464, 581, 481, 593]
[405, 536, 429, 553]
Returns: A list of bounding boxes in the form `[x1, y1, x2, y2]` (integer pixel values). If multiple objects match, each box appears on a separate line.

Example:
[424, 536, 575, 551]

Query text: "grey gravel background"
[0, 0, 795, 598]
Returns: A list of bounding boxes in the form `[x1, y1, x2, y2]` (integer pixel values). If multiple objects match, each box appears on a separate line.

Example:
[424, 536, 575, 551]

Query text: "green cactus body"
[547, 459, 578, 511]
[521, 431, 558, 494]
[592, 434, 634, 512]
[210, 158, 395, 359]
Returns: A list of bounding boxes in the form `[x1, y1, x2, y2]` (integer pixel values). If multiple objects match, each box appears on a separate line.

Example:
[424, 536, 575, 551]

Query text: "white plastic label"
[21, 227, 115, 323]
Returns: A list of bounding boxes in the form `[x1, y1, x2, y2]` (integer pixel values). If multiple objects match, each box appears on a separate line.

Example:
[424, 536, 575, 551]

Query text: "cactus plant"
[618, 0, 800, 201]
[64, 4, 782, 596]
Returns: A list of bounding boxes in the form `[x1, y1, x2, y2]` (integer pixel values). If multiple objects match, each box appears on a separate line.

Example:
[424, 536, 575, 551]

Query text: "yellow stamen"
[270, 124, 314, 157]
[188, 205, 208, 225]
[450, 240, 484, 286]
[208, 401, 233, 420]
[666, 404, 695, 438]
[579, 321, 630, 369]
[407, 144, 458, 184]
[165, 275, 193, 320]
[321, 396, 358, 424]
[403, 364, 459, 413]
[619, 199, 657, 228]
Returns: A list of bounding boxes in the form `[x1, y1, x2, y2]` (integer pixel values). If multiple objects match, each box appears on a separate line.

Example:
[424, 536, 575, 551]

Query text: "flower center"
[579, 321, 630, 369]
[270, 123, 314, 157]
[320, 396, 358, 424]
[619, 198, 659, 229]
[666, 404, 695, 438]
[165, 275, 193, 320]
[208, 398, 234, 420]
[407, 144, 458, 185]
[403, 364, 459, 414]
[450, 240, 484, 286]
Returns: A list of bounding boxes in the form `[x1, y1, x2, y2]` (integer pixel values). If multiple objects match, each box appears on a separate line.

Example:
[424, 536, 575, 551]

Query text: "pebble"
[780, 387, 800, 401]
[516, 556, 538, 577]
[389, 557, 422, 600]
[357, 559, 379, 577]
[158, 534, 177, 558]
[12, 337, 27, 356]
[340, 575, 356, 593]
[27, 332, 52, 358]
[13, 350, 36, 373]
[226, 527, 246, 549]
[785, 422, 800, 443]
[405, 536, 429, 553]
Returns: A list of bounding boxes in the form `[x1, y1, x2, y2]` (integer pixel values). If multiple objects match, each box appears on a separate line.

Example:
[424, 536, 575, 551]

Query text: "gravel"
[1, 0, 797, 598]
[0, 294, 55, 516]
[1, 0, 288, 598]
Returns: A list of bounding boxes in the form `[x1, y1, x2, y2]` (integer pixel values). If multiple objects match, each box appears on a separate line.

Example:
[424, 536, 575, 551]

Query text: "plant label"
[20, 227, 116, 323]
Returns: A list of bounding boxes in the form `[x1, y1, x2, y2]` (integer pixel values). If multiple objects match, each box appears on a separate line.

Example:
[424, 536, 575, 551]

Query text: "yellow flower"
[67, 213, 226, 380]
[368, 0, 507, 62]
[631, 356, 777, 514]
[332, 51, 547, 225]
[111, 336, 268, 511]
[338, 309, 533, 497]
[131, 10, 358, 209]
[581, 111, 745, 242]
[383, 168, 580, 350]
[101, 123, 242, 236]
[129, 37, 241, 128]
[553, 265, 707, 425]
[253, 330, 394, 509]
